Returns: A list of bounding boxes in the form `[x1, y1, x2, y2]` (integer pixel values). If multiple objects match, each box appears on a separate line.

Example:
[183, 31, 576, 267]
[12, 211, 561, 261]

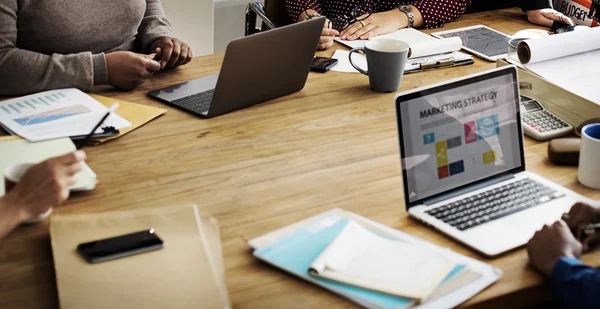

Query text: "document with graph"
[0, 88, 131, 141]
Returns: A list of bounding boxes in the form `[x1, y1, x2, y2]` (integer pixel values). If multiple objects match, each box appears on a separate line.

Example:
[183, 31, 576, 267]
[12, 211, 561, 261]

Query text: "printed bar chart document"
[0, 88, 131, 141]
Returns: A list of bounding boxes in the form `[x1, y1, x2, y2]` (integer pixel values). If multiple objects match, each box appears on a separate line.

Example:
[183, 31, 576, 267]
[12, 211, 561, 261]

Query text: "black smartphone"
[310, 56, 338, 73]
[77, 229, 164, 263]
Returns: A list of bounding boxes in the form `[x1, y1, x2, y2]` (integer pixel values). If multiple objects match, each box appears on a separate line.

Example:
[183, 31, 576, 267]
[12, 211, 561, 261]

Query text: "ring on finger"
[359, 20, 365, 27]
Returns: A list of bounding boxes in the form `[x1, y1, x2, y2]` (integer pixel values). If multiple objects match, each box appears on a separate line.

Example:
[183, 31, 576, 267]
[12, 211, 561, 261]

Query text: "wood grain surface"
[1, 8, 598, 309]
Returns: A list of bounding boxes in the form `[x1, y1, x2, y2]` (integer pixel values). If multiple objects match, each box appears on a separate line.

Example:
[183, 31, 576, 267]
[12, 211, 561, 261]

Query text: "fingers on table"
[340, 22, 364, 39]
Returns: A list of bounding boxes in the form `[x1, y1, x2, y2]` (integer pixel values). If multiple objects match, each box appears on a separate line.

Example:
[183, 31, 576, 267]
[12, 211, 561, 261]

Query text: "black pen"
[76, 103, 119, 150]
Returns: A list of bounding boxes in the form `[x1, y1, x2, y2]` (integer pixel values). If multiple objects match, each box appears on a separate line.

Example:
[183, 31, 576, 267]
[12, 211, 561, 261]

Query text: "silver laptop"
[148, 17, 325, 118]
[395, 66, 587, 257]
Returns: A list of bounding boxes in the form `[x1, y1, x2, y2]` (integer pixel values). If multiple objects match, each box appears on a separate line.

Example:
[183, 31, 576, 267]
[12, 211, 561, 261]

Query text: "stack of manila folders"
[332, 28, 473, 74]
[250, 208, 501, 309]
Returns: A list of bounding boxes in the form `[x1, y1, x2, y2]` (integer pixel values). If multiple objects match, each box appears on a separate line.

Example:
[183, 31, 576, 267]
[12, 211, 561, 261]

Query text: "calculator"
[520, 95, 572, 141]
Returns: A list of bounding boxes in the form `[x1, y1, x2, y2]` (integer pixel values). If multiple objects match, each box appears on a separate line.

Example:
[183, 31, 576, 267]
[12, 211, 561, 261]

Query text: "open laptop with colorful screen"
[394, 66, 588, 257]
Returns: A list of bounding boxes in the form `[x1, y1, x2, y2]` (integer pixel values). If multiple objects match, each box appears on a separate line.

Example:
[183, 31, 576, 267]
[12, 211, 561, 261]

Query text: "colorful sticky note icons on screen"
[446, 136, 462, 149]
[449, 160, 465, 175]
[477, 115, 499, 139]
[438, 165, 449, 179]
[423, 132, 435, 145]
[436, 141, 448, 167]
[482, 150, 496, 164]
[464, 121, 477, 144]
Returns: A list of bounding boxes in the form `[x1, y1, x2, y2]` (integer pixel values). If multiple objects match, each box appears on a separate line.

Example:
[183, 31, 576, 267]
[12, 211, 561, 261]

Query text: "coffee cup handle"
[348, 48, 368, 75]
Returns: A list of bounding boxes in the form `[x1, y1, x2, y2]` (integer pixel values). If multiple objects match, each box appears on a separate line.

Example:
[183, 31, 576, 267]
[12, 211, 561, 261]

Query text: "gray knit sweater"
[0, 0, 172, 96]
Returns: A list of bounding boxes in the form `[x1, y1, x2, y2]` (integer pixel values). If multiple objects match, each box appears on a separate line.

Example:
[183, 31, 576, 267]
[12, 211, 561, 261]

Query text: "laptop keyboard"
[170, 90, 214, 115]
[425, 179, 565, 231]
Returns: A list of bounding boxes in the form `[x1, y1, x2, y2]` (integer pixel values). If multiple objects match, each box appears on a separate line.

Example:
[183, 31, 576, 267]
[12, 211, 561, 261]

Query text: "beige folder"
[88, 94, 166, 145]
[50, 205, 230, 309]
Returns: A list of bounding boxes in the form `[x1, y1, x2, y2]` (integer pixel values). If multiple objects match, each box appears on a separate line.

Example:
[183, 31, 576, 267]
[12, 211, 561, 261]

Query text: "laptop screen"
[396, 67, 524, 207]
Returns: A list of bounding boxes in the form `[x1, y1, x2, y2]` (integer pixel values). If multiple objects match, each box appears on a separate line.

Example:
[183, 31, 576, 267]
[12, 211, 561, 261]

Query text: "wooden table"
[1, 8, 599, 309]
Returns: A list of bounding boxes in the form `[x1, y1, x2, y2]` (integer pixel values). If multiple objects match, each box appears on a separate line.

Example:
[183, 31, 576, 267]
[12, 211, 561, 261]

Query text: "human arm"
[410, 0, 470, 29]
[340, 0, 470, 40]
[0, 0, 161, 95]
[140, 0, 193, 69]
[0, 196, 24, 241]
[340, 5, 422, 40]
[526, 220, 600, 309]
[288, 4, 339, 50]
[286, 0, 322, 23]
[564, 202, 600, 250]
[551, 257, 600, 309]
[520, 0, 575, 26]
[0, 0, 107, 96]
[0, 152, 85, 240]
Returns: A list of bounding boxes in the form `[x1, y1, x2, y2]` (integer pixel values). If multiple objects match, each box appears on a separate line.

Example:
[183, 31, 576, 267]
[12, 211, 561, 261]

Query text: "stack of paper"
[0, 136, 97, 193]
[334, 28, 462, 58]
[250, 209, 501, 309]
[331, 28, 473, 74]
[309, 222, 456, 301]
[50, 205, 231, 309]
[0, 88, 132, 142]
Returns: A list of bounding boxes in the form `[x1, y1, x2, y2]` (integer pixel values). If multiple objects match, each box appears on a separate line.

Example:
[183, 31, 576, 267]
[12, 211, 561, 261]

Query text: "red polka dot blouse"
[286, 0, 473, 29]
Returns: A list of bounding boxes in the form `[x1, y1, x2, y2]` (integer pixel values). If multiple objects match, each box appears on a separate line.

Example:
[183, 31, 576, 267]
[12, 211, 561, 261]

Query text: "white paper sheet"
[0, 88, 132, 142]
[525, 49, 600, 105]
[334, 28, 462, 58]
[518, 26, 599, 64]
[310, 221, 455, 300]
[331, 49, 472, 73]
[518, 27, 600, 105]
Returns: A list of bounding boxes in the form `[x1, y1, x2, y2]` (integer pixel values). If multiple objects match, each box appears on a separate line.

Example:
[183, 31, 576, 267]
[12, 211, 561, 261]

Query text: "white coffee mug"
[578, 124, 600, 189]
[4, 163, 53, 224]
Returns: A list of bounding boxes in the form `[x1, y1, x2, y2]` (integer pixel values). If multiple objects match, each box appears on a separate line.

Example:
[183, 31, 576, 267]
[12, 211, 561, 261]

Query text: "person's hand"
[318, 20, 339, 50]
[527, 9, 575, 27]
[150, 37, 193, 69]
[4, 151, 86, 223]
[340, 10, 406, 41]
[564, 202, 600, 230]
[106, 51, 161, 91]
[527, 220, 583, 277]
[564, 202, 600, 250]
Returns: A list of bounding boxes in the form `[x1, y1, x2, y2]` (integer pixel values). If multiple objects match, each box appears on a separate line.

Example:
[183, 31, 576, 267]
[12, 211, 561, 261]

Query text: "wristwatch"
[398, 5, 414, 28]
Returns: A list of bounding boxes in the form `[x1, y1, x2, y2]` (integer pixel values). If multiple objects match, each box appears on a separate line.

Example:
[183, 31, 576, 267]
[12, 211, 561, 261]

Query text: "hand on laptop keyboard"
[527, 220, 582, 277]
